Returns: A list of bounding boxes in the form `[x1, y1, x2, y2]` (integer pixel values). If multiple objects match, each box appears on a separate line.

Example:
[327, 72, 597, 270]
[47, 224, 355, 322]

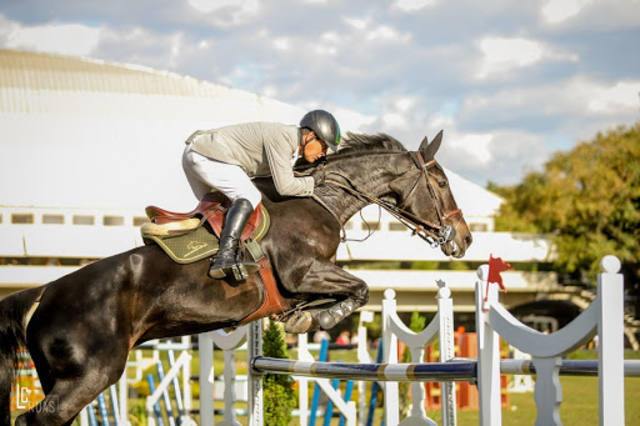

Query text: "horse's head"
[388, 131, 472, 258]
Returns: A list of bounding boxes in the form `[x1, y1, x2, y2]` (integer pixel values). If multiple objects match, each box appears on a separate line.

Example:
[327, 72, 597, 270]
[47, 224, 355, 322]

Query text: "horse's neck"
[317, 153, 403, 224]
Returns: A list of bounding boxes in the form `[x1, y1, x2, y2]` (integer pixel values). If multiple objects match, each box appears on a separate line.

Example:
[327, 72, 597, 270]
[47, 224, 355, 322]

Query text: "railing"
[242, 255, 636, 426]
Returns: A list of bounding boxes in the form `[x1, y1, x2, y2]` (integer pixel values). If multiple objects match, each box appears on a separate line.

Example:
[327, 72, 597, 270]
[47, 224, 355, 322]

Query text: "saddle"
[142, 192, 288, 325]
[144, 192, 266, 242]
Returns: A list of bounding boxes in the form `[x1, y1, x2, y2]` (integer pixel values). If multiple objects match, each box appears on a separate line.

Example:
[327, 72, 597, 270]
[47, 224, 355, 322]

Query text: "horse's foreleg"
[15, 361, 126, 426]
[285, 259, 369, 332]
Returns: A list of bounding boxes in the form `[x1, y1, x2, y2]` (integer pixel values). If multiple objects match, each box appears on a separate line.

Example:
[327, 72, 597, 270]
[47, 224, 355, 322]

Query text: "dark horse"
[0, 131, 471, 425]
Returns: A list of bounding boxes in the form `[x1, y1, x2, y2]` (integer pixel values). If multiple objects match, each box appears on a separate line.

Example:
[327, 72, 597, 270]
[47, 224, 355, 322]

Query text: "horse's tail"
[0, 287, 43, 425]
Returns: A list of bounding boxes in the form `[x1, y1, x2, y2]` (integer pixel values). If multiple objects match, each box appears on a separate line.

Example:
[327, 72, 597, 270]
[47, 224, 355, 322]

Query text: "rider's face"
[302, 133, 328, 163]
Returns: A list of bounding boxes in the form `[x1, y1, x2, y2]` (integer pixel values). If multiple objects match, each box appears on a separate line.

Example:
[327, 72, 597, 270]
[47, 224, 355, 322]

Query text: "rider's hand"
[313, 173, 325, 187]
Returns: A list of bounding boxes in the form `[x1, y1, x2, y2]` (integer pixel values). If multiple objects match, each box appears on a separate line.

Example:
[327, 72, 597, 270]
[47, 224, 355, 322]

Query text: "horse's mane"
[293, 132, 407, 172]
[334, 132, 407, 156]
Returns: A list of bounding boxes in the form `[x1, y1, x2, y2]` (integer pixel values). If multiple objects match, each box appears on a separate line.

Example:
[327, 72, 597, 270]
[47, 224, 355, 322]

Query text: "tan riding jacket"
[186, 122, 314, 197]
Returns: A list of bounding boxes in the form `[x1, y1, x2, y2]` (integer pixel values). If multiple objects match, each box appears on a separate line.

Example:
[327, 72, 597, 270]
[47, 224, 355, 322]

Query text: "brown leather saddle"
[145, 192, 263, 241]
[144, 192, 289, 325]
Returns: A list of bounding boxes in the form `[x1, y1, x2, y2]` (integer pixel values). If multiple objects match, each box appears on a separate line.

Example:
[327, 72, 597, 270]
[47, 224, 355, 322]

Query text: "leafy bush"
[263, 319, 296, 426]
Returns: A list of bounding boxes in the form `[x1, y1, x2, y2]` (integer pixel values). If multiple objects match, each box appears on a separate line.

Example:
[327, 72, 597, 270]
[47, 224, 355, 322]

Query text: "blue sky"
[0, 0, 638, 186]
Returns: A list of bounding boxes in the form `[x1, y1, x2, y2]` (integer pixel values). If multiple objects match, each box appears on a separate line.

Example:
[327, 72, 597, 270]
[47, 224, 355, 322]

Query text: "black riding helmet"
[300, 110, 341, 152]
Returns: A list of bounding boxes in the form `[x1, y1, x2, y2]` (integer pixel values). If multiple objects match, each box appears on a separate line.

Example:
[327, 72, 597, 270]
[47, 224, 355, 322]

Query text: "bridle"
[316, 151, 463, 247]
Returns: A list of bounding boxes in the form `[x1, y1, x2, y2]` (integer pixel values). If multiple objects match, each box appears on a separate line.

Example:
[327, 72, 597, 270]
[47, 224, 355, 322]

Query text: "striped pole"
[252, 357, 640, 381]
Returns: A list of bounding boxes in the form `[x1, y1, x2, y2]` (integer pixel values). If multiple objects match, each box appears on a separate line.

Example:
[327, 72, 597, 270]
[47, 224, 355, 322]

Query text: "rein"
[316, 151, 463, 247]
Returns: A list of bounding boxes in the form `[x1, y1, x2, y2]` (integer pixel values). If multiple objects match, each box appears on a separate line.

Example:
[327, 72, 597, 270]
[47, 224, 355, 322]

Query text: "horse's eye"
[438, 181, 448, 188]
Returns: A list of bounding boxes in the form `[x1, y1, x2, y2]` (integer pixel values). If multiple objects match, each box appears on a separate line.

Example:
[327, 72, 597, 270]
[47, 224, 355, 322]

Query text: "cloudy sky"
[1, 0, 638, 186]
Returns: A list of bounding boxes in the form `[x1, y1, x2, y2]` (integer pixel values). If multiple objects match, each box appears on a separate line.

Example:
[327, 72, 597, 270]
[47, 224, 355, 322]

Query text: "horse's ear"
[418, 135, 429, 152]
[421, 130, 443, 159]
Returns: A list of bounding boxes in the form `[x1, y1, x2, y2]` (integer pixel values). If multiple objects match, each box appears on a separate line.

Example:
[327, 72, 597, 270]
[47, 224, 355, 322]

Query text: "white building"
[0, 49, 554, 312]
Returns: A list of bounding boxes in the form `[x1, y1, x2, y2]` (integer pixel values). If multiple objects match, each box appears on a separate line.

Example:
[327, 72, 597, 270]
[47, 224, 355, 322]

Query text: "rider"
[183, 110, 341, 280]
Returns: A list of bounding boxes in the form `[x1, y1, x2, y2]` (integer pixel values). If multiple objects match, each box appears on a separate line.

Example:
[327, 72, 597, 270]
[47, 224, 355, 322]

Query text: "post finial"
[384, 288, 396, 300]
[436, 279, 451, 299]
[477, 264, 489, 280]
[601, 255, 621, 274]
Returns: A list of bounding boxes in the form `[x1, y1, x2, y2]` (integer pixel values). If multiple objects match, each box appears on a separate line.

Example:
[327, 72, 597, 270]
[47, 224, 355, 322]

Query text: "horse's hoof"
[284, 311, 313, 334]
[318, 311, 338, 330]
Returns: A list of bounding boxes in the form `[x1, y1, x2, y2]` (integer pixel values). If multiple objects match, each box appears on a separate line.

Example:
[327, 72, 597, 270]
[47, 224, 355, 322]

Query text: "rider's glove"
[313, 173, 325, 187]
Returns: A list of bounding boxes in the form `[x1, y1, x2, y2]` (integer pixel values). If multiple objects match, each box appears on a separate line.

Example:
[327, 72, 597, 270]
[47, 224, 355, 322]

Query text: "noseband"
[319, 151, 463, 247]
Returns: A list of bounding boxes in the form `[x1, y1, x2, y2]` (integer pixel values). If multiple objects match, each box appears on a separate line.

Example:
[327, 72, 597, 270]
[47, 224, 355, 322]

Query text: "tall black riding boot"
[208, 198, 260, 281]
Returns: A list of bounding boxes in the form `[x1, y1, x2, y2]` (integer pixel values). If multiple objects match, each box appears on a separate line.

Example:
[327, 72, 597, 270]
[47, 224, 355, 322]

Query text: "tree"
[490, 123, 640, 311]
[263, 319, 296, 426]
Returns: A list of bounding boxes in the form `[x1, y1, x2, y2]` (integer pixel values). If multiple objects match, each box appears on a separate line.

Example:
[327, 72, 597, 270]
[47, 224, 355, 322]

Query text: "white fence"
[198, 255, 636, 426]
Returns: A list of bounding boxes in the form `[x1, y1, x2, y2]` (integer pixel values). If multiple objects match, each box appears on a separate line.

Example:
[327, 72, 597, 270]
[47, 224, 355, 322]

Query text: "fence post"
[297, 333, 310, 426]
[436, 280, 457, 426]
[182, 336, 192, 415]
[382, 289, 400, 426]
[598, 255, 624, 426]
[475, 265, 502, 426]
[357, 311, 374, 426]
[118, 370, 129, 426]
[198, 333, 214, 426]
[248, 320, 264, 426]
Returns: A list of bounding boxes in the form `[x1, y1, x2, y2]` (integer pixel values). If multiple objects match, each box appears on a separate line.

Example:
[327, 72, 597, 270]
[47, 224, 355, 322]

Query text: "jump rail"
[251, 357, 640, 381]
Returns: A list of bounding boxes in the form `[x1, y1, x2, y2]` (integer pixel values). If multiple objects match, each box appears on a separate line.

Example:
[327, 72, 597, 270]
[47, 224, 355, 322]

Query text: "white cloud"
[541, 0, 593, 24]
[394, 96, 416, 113]
[553, 77, 640, 116]
[370, 95, 423, 133]
[462, 77, 640, 117]
[446, 132, 494, 165]
[383, 112, 408, 129]
[427, 113, 455, 134]
[435, 127, 550, 186]
[188, 0, 260, 26]
[392, 0, 438, 12]
[273, 37, 290, 51]
[582, 80, 640, 114]
[342, 17, 410, 44]
[343, 17, 369, 31]
[261, 85, 279, 98]
[3, 21, 103, 57]
[321, 32, 340, 43]
[475, 36, 578, 79]
[365, 25, 411, 43]
[315, 45, 338, 55]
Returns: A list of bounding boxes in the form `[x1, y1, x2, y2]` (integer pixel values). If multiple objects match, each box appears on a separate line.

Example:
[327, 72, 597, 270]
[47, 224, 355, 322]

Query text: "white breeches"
[182, 147, 262, 209]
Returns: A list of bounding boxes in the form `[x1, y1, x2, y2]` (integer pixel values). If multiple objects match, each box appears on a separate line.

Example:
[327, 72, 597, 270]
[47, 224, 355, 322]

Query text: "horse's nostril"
[465, 235, 473, 246]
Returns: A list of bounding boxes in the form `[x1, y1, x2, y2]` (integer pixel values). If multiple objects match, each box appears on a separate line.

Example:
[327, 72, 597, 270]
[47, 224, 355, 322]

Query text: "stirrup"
[209, 261, 260, 281]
